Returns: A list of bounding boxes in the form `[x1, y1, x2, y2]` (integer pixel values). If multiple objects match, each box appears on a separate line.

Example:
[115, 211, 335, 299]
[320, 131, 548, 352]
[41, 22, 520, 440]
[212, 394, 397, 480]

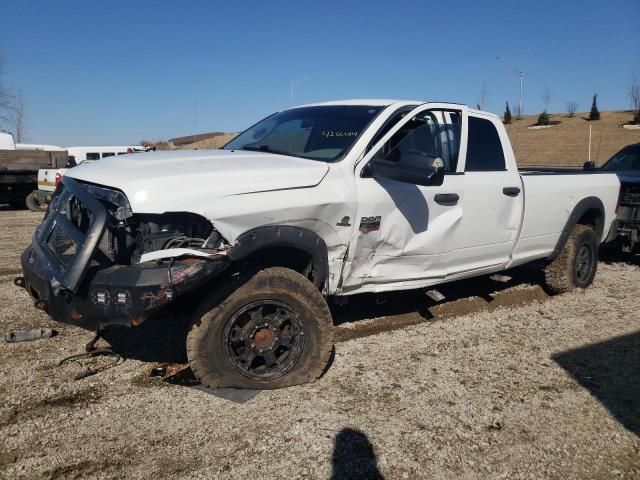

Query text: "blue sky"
[1, 0, 638, 145]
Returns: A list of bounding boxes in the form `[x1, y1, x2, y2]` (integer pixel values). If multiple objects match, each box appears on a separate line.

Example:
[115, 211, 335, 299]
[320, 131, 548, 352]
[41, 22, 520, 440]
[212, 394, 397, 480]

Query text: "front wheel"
[187, 267, 334, 389]
[543, 224, 598, 294]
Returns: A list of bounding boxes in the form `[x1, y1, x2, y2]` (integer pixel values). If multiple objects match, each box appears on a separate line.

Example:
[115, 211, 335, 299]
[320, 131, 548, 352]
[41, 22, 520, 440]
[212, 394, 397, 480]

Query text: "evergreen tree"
[537, 111, 550, 126]
[633, 109, 640, 125]
[476, 103, 481, 110]
[589, 94, 600, 121]
[504, 102, 512, 124]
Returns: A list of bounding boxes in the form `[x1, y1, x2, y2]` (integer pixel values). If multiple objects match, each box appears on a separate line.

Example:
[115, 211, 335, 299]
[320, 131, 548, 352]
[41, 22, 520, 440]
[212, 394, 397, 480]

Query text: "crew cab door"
[448, 113, 524, 274]
[340, 104, 469, 291]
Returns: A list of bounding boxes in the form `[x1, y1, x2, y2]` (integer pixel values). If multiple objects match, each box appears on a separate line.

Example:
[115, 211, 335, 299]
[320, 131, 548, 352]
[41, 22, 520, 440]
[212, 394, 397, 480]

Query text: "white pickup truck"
[18, 100, 620, 389]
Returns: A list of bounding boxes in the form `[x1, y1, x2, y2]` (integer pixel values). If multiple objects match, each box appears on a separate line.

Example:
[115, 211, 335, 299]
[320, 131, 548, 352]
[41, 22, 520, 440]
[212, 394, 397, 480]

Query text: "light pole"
[290, 75, 314, 106]
[496, 56, 524, 116]
[193, 80, 198, 131]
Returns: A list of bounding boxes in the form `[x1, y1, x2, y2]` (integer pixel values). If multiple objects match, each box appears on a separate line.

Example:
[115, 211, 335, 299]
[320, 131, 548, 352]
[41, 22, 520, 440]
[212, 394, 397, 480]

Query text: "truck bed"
[0, 149, 68, 205]
[518, 166, 608, 175]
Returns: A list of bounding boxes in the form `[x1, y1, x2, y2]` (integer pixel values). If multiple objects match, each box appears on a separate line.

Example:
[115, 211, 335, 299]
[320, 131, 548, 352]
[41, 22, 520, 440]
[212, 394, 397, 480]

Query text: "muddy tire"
[187, 267, 334, 389]
[25, 192, 47, 212]
[543, 224, 598, 294]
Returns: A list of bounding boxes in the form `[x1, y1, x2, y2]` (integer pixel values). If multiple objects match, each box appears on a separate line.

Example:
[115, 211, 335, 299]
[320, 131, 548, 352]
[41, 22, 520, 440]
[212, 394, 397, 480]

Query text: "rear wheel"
[25, 192, 48, 212]
[543, 224, 598, 293]
[187, 267, 334, 389]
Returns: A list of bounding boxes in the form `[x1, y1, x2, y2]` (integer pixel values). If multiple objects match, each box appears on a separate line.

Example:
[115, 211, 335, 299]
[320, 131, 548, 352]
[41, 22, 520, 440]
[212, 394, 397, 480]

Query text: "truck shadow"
[332, 265, 546, 327]
[599, 247, 640, 266]
[102, 265, 548, 364]
[102, 309, 191, 364]
[552, 330, 640, 437]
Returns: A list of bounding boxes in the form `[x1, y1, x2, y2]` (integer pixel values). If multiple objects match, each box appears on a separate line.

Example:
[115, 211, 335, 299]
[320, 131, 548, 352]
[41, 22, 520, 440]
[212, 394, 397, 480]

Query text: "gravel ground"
[0, 209, 638, 480]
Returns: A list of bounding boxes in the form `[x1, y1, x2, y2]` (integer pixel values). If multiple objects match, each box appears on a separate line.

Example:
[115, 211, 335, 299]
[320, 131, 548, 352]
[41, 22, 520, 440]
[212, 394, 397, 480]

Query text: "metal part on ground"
[4, 328, 57, 343]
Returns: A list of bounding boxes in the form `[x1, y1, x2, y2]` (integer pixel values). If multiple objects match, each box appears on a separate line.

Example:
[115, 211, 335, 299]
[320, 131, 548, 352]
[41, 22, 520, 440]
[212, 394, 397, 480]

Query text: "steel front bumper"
[20, 246, 228, 330]
[18, 177, 229, 330]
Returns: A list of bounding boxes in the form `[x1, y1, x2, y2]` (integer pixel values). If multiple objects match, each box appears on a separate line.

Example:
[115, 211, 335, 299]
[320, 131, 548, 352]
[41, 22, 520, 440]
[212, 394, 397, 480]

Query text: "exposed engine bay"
[52, 182, 229, 267]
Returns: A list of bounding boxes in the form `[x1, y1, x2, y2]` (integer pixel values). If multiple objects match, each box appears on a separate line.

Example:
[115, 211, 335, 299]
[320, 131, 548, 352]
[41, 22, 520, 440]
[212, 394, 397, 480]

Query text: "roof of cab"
[284, 98, 503, 122]
[291, 99, 423, 108]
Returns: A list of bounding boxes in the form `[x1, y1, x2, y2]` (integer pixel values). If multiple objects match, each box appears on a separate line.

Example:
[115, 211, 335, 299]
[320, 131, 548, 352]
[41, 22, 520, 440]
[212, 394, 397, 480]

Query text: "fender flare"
[548, 196, 605, 261]
[228, 226, 329, 289]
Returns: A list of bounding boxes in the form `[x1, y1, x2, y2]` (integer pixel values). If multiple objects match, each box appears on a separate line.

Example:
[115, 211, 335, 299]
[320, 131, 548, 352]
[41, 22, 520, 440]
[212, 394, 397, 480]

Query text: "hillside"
[176, 110, 639, 165]
[177, 133, 237, 150]
[505, 110, 639, 166]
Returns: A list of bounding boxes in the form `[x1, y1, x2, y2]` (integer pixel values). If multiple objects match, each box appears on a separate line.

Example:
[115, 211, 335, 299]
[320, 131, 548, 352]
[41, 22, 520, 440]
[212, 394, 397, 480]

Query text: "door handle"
[434, 193, 459, 206]
[502, 187, 521, 197]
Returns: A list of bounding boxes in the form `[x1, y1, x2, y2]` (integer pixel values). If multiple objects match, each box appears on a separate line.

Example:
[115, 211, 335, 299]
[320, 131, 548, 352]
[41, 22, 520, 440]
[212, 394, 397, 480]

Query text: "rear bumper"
[20, 244, 228, 330]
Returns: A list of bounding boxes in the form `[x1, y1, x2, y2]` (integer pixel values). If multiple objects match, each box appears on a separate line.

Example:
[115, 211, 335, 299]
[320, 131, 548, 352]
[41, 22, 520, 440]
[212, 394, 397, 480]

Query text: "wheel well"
[232, 247, 323, 289]
[226, 226, 329, 290]
[549, 196, 605, 261]
[577, 207, 604, 240]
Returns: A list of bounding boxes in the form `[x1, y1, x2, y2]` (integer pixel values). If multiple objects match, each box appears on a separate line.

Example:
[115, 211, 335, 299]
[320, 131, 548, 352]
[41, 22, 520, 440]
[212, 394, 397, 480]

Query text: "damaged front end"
[18, 177, 230, 330]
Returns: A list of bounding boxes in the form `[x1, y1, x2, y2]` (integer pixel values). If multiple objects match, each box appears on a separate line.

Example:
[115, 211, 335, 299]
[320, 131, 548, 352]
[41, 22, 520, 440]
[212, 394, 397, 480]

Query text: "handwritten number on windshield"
[321, 131, 359, 138]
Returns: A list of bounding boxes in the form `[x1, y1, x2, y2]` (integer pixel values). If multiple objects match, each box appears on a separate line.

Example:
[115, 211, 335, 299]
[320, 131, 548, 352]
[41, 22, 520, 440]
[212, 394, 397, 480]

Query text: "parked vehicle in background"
[0, 132, 68, 210]
[66, 146, 143, 165]
[18, 100, 620, 390]
[0, 132, 15, 150]
[598, 144, 640, 252]
[34, 145, 143, 211]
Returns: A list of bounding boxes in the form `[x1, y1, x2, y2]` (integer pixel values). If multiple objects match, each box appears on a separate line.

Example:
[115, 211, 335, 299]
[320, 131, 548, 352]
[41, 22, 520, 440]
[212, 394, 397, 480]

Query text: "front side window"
[86, 152, 100, 160]
[224, 105, 383, 161]
[371, 109, 461, 172]
[102, 152, 115, 158]
[465, 117, 506, 171]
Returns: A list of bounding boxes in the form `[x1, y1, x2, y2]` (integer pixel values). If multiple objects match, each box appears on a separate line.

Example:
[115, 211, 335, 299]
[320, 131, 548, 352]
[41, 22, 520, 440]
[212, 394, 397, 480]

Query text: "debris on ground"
[58, 349, 125, 381]
[4, 328, 57, 343]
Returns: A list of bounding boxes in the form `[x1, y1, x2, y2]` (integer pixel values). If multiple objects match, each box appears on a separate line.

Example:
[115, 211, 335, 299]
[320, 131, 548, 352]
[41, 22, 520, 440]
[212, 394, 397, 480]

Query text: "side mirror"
[583, 160, 597, 171]
[364, 157, 445, 187]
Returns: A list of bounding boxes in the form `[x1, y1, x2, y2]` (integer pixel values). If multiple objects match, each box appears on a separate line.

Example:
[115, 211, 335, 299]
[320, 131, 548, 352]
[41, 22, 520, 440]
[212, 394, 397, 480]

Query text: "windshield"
[601, 146, 640, 171]
[224, 105, 384, 161]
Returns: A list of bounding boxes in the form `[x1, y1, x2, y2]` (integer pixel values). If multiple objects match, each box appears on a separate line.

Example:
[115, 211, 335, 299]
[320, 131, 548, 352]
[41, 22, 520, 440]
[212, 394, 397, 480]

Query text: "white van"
[67, 146, 141, 165]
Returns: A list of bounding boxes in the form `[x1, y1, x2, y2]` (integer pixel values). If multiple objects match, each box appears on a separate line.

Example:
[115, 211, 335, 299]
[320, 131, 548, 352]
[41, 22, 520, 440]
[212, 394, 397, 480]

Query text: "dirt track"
[0, 210, 639, 479]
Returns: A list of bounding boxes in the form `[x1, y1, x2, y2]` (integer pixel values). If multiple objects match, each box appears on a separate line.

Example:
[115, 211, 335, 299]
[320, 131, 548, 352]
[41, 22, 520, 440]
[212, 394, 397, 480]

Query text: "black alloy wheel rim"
[575, 243, 593, 283]
[223, 300, 305, 381]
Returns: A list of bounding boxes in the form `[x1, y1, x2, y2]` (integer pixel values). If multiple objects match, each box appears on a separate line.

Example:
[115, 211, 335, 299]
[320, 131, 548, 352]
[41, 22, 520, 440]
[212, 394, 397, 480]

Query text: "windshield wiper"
[242, 145, 272, 152]
[237, 145, 326, 162]
[240, 145, 297, 157]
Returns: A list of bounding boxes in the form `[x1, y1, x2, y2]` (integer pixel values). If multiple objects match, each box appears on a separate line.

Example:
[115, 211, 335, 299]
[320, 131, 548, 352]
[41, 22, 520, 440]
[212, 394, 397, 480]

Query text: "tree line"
[0, 49, 28, 142]
[501, 76, 640, 126]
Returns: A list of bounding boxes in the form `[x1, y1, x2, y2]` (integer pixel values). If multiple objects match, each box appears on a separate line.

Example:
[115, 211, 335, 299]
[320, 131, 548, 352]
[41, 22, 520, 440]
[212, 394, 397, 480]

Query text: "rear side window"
[465, 117, 506, 171]
[86, 152, 100, 160]
[102, 152, 115, 158]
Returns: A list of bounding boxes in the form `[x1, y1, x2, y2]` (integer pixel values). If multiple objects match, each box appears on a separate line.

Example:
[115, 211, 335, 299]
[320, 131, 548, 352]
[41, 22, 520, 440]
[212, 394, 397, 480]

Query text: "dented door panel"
[341, 174, 466, 290]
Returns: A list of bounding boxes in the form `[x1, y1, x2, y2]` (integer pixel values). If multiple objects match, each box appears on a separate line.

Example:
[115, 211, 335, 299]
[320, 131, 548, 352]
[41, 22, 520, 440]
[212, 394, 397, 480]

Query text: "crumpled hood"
[65, 149, 329, 212]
